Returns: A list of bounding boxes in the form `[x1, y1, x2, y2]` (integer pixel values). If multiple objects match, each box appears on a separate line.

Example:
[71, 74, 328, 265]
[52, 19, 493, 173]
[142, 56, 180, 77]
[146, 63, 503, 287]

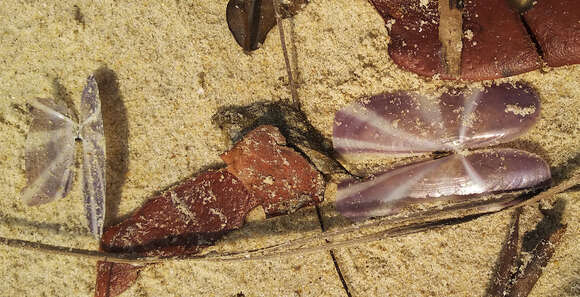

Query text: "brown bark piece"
[461, 0, 540, 80]
[369, 0, 449, 78]
[524, 0, 580, 67]
[95, 170, 256, 297]
[506, 224, 567, 297]
[487, 208, 521, 297]
[221, 125, 325, 215]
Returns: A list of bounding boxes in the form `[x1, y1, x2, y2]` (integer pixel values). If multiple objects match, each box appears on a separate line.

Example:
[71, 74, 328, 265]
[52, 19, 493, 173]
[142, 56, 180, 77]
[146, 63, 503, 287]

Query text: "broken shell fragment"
[22, 98, 76, 206]
[336, 149, 551, 220]
[333, 83, 540, 156]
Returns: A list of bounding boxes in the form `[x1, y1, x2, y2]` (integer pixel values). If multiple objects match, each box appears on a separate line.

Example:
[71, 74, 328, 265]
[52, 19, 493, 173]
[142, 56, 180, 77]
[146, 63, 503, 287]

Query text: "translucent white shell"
[22, 75, 106, 238]
[22, 98, 76, 206]
[80, 75, 106, 237]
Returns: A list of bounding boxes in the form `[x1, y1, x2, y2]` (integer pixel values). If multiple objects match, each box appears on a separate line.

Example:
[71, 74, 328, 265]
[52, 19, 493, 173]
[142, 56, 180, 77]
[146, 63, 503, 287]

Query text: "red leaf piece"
[460, 0, 540, 80]
[95, 262, 140, 297]
[368, 0, 448, 78]
[524, 0, 580, 67]
[221, 125, 325, 215]
[367, 0, 580, 80]
[95, 169, 256, 297]
[95, 125, 324, 297]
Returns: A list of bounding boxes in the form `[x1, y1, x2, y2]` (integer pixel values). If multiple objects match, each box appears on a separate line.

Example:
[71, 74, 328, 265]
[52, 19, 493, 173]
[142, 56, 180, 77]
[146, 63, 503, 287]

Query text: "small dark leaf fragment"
[226, 0, 308, 51]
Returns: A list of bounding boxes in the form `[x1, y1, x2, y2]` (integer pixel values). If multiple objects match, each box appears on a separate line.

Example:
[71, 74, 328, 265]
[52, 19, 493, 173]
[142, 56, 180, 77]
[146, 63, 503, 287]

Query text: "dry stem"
[273, 0, 300, 110]
[0, 173, 576, 264]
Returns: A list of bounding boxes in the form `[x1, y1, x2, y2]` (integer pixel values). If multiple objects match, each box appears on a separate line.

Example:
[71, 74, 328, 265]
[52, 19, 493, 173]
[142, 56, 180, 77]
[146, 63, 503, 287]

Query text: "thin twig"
[1, 173, 577, 264]
[257, 174, 579, 254]
[273, 0, 301, 110]
[0, 218, 448, 265]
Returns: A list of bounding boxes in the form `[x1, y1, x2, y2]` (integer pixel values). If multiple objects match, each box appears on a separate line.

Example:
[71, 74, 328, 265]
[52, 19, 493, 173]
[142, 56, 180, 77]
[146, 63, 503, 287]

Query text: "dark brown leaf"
[368, 0, 448, 78]
[367, 0, 580, 80]
[460, 0, 540, 80]
[226, 0, 308, 51]
[94, 125, 324, 297]
[96, 169, 256, 297]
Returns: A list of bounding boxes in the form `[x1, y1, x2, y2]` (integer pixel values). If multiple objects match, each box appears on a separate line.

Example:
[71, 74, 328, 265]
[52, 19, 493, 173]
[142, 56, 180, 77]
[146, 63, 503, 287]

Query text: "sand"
[0, 0, 578, 296]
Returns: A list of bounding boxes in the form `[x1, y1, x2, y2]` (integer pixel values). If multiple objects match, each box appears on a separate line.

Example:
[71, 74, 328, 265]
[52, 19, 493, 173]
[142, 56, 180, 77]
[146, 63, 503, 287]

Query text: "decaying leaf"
[507, 224, 567, 297]
[212, 100, 350, 178]
[523, 0, 580, 67]
[226, 0, 308, 51]
[95, 125, 325, 297]
[222, 125, 325, 215]
[488, 208, 521, 297]
[368, 0, 579, 80]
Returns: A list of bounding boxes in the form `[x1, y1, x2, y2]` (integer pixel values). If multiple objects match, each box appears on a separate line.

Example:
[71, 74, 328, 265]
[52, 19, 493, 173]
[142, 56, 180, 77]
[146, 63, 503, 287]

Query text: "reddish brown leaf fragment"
[95, 262, 140, 297]
[96, 169, 256, 297]
[95, 125, 325, 297]
[369, 0, 449, 78]
[221, 125, 325, 215]
[460, 0, 540, 80]
[524, 0, 580, 67]
[506, 224, 567, 297]
[102, 169, 255, 255]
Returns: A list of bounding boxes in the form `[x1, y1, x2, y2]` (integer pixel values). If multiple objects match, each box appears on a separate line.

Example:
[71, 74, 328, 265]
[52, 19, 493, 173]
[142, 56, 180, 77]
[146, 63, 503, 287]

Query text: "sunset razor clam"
[21, 75, 106, 238]
[333, 83, 551, 220]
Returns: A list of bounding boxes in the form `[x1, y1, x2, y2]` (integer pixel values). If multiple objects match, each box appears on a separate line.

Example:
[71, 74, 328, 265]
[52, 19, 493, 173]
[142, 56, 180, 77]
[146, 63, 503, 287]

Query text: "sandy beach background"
[0, 1, 578, 296]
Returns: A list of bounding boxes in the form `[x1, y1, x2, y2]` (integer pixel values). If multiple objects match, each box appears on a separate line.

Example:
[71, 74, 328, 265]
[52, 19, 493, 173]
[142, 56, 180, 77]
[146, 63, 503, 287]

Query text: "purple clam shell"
[333, 83, 540, 156]
[336, 149, 550, 220]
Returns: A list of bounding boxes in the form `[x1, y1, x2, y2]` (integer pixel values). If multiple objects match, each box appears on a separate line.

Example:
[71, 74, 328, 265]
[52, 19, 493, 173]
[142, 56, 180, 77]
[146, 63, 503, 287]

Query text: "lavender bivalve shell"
[336, 149, 550, 220]
[333, 83, 540, 157]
